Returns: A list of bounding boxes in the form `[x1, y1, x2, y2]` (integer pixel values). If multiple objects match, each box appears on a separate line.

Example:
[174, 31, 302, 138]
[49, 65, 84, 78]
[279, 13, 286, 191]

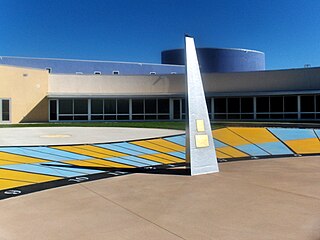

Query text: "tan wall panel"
[49, 74, 185, 96]
[0, 65, 48, 123]
[49, 67, 320, 97]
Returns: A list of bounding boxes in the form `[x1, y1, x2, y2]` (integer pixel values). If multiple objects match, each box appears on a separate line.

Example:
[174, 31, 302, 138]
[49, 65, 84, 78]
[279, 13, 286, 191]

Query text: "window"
[1, 99, 10, 122]
[214, 98, 227, 113]
[301, 95, 314, 112]
[117, 99, 129, 114]
[112, 71, 120, 75]
[45, 67, 52, 73]
[94, 71, 101, 75]
[171, 72, 177, 74]
[301, 95, 315, 119]
[76, 72, 83, 75]
[150, 72, 156, 75]
[59, 99, 73, 114]
[284, 96, 297, 112]
[256, 97, 269, 113]
[49, 100, 57, 121]
[132, 99, 144, 114]
[74, 99, 88, 114]
[104, 99, 116, 114]
[241, 98, 253, 113]
[158, 99, 169, 113]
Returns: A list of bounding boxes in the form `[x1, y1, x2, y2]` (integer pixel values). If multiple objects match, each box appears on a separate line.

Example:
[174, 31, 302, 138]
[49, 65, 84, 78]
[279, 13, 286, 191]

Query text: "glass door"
[173, 99, 182, 120]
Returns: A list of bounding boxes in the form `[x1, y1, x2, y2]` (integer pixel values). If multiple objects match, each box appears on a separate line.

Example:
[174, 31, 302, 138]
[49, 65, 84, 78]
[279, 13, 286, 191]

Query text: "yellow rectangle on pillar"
[195, 134, 209, 148]
[196, 119, 205, 132]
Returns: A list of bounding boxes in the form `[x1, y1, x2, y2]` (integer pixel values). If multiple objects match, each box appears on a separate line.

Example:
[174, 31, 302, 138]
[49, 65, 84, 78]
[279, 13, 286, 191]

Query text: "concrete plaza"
[0, 155, 319, 240]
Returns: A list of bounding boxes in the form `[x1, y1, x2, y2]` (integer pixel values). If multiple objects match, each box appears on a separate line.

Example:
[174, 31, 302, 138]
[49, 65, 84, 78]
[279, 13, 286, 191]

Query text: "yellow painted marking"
[147, 139, 185, 152]
[229, 127, 278, 144]
[53, 146, 113, 159]
[140, 153, 184, 164]
[215, 151, 232, 159]
[217, 146, 248, 158]
[76, 145, 127, 157]
[213, 128, 249, 146]
[65, 159, 133, 168]
[195, 134, 209, 148]
[0, 179, 32, 191]
[0, 169, 61, 183]
[0, 159, 17, 165]
[131, 140, 173, 153]
[196, 119, 205, 132]
[0, 152, 47, 164]
[285, 138, 320, 154]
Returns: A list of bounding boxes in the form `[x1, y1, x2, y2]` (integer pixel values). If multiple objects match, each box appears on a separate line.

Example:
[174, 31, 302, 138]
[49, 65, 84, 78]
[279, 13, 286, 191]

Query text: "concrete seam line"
[219, 174, 320, 201]
[79, 183, 188, 240]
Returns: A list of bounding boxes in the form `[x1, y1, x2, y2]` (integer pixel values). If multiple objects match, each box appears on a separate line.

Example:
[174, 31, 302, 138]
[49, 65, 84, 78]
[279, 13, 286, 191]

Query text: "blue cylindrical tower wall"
[161, 48, 265, 73]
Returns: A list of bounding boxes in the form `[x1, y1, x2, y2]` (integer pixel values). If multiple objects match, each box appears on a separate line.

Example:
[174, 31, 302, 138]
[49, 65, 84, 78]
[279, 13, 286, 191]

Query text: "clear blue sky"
[0, 0, 320, 70]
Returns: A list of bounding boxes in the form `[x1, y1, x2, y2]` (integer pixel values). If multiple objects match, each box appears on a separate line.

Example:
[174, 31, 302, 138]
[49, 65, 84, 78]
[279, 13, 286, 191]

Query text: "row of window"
[213, 95, 320, 119]
[50, 95, 320, 121]
[50, 98, 173, 121]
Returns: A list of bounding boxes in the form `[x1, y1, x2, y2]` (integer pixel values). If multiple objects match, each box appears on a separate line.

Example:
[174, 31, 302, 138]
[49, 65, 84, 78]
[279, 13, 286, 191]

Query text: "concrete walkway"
[0, 127, 183, 146]
[0, 156, 319, 240]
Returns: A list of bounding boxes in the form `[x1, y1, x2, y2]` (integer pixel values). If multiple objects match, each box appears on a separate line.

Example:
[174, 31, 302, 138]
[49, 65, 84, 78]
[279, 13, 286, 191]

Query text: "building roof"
[0, 56, 185, 75]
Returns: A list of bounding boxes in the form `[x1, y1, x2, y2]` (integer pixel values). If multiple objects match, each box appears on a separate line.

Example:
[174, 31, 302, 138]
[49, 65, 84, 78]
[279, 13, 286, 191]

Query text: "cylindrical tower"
[161, 48, 265, 73]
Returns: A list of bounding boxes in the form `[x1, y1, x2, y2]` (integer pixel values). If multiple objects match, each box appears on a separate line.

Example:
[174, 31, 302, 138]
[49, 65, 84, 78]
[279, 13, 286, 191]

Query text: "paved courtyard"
[0, 126, 319, 239]
[0, 156, 319, 240]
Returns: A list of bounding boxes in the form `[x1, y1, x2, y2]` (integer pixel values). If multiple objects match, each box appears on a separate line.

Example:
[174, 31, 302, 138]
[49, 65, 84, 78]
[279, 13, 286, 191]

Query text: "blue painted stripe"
[168, 152, 186, 159]
[111, 142, 157, 154]
[37, 164, 103, 175]
[257, 142, 293, 155]
[214, 139, 227, 148]
[236, 144, 269, 156]
[268, 128, 317, 141]
[119, 155, 159, 166]
[106, 157, 146, 167]
[24, 147, 91, 160]
[96, 144, 140, 156]
[312, 129, 320, 139]
[164, 135, 186, 146]
[0, 147, 69, 161]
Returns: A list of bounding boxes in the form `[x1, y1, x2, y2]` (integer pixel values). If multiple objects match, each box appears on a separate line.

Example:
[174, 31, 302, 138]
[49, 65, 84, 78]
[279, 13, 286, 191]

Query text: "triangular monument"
[185, 35, 219, 176]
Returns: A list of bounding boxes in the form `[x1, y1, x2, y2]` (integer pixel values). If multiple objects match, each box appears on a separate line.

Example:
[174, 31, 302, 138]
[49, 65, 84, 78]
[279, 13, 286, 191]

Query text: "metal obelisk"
[185, 35, 219, 176]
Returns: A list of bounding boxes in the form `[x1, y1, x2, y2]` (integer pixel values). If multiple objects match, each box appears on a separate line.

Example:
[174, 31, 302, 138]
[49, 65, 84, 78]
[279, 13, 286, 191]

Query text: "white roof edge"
[0, 56, 185, 67]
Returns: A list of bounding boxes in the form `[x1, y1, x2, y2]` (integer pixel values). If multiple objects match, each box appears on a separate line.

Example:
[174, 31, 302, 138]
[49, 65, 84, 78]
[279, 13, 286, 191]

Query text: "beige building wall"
[49, 67, 320, 97]
[48, 74, 185, 97]
[0, 65, 49, 123]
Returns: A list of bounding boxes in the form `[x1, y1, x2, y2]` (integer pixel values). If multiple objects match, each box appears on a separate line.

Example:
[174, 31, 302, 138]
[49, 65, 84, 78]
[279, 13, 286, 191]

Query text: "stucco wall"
[48, 74, 186, 96]
[0, 65, 48, 123]
[49, 67, 320, 97]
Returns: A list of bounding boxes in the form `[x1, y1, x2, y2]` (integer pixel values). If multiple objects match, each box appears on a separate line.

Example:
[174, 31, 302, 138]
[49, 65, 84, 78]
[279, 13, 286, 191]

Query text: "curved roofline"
[0, 55, 184, 68]
[162, 47, 264, 54]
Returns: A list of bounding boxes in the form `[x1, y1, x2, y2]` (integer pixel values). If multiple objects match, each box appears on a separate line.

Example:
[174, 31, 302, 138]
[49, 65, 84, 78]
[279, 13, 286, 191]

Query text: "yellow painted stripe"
[131, 141, 172, 153]
[0, 152, 47, 164]
[64, 159, 133, 168]
[229, 127, 278, 144]
[76, 145, 127, 157]
[217, 146, 248, 158]
[147, 139, 185, 152]
[0, 169, 61, 183]
[216, 151, 232, 159]
[0, 179, 32, 191]
[285, 138, 320, 154]
[53, 146, 113, 159]
[213, 128, 249, 146]
[140, 153, 184, 164]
